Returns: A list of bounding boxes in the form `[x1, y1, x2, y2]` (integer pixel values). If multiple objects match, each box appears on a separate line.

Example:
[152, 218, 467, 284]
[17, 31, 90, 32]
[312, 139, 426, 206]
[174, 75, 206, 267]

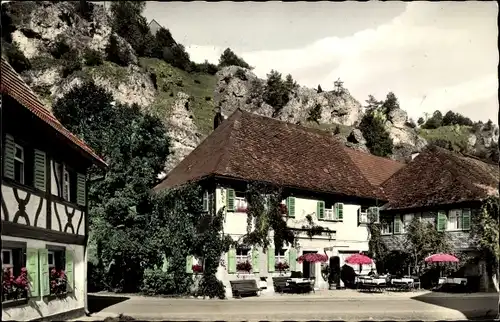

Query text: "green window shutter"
[76, 173, 86, 206]
[252, 248, 259, 273]
[33, 149, 46, 191]
[288, 248, 297, 271]
[185, 255, 193, 273]
[394, 216, 401, 234]
[267, 248, 275, 272]
[317, 201, 325, 220]
[287, 197, 295, 217]
[437, 211, 447, 231]
[226, 188, 235, 212]
[66, 250, 74, 292]
[26, 248, 39, 297]
[462, 209, 471, 230]
[336, 203, 344, 220]
[162, 254, 169, 272]
[3, 134, 15, 179]
[227, 248, 236, 273]
[38, 249, 50, 296]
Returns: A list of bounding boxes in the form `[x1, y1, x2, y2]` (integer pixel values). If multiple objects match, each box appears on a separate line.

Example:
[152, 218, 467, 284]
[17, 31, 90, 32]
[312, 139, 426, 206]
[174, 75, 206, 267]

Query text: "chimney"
[213, 107, 224, 130]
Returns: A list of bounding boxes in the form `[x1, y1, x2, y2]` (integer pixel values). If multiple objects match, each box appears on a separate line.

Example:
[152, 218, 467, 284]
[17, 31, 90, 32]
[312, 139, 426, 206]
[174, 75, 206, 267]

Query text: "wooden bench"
[230, 279, 260, 298]
[273, 277, 291, 294]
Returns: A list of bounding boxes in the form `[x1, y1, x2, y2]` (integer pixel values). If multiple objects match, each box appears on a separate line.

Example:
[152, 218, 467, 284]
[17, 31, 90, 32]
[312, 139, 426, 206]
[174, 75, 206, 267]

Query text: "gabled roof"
[381, 146, 499, 210]
[154, 109, 393, 201]
[1, 58, 107, 168]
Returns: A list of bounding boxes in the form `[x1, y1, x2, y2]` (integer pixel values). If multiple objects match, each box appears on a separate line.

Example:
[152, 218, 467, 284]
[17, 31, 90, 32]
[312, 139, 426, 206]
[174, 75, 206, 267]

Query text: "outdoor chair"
[230, 279, 260, 298]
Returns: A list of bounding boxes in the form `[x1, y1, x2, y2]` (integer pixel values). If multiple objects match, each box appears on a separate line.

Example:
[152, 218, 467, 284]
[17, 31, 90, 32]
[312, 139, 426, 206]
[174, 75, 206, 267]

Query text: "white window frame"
[48, 250, 55, 268]
[324, 207, 335, 221]
[447, 209, 463, 231]
[62, 166, 70, 201]
[275, 248, 287, 264]
[202, 190, 209, 212]
[236, 248, 250, 263]
[381, 221, 392, 235]
[14, 144, 25, 184]
[2, 249, 14, 270]
[359, 207, 368, 224]
[234, 192, 247, 213]
[401, 213, 414, 233]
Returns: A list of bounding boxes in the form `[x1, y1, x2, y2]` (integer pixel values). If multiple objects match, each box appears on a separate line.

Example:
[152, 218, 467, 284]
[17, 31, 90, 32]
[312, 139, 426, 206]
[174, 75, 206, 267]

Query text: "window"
[14, 144, 24, 184]
[63, 168, 70, 201]
[236, 248, 250, 263]
[401, 214, 414, 233]
[393, 215, 403, 234]
[381, 221, 393, 235]
[55, 163, 77, 202]
[48, 251, 55, 268]
[47, 248, 66, 296]
[234, 191, 247, 213]
[447, 209, 471, 231]
[358, 207, 369, 223]
[2, 249, 13, 270]
[202, 190, 209, 212]
[275, 249, 287, 264]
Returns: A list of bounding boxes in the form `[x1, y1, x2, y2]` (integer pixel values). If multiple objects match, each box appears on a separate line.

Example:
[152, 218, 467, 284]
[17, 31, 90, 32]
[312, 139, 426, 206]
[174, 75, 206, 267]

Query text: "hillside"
[1, 1, 497, 173]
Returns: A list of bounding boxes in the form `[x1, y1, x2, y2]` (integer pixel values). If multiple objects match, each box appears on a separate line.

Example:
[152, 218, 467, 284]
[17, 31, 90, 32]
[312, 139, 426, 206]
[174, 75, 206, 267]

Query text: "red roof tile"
[154, 109, 388, 200]
[343, 148, 405, 186]
[381, 146, 499, 210]
[1, 58, 106, 168]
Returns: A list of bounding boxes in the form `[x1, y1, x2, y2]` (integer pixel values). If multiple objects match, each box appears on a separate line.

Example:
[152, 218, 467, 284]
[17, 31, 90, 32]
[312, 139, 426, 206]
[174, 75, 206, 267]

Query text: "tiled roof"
[344, 148, 405, 186]
[381, 145, 499, 210]
[154, 109, 390, 201]
[1, 58, 106, 168]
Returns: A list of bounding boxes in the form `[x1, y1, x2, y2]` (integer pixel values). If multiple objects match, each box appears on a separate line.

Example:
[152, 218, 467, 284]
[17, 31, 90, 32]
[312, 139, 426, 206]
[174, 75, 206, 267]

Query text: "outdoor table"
[363, 278, 386, 285]
[445, 277, 467, 285]
[391, 278, 414, 284]
[286, 278, 313, 293]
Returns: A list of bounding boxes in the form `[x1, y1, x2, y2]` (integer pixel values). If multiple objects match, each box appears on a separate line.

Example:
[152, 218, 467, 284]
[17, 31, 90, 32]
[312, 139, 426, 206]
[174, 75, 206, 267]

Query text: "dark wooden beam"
[2, 222, 86, 245]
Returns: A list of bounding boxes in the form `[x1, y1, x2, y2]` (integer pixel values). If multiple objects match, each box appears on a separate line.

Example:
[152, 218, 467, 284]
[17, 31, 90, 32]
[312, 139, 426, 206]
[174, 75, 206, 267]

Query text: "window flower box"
[192, 264, 203, 273]
[2, 267, 29, 304]
[275, 261, 290, 274]
[236, 260, 252, 273]
[49, 268, 67, 298]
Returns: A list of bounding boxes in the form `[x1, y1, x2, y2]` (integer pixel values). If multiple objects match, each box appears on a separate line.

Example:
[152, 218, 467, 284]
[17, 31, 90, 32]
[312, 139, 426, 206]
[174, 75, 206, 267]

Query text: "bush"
[61, 49, 82, 78]
[2, 41, 31, 73]
[218, 48, 252, 69]
[50, 38, 71, 59]
[197, 275, 225, 299]
[83, 49, 103, 67]
[105, 35, 130, 67]
[359, 112, 394, 157]
[234, 68, 247, 81]
[140, 268, 176, 295]
[162, 44, 191, 71]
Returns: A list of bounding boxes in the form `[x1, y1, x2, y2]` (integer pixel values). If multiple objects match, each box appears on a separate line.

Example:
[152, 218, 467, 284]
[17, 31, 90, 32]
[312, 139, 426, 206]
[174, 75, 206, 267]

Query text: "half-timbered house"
[1, 58, 106, 320]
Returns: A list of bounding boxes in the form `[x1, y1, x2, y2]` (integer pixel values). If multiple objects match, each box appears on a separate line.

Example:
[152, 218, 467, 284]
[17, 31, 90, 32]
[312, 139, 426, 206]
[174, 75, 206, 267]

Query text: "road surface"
[85, 290, 498, 321]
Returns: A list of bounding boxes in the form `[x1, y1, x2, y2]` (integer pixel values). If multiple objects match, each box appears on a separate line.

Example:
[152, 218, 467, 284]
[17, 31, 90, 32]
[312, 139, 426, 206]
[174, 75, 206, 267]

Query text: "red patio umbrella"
[297, 253, 328, 263]
[424, 253, 459, 263]
[345, 253, 373, 273]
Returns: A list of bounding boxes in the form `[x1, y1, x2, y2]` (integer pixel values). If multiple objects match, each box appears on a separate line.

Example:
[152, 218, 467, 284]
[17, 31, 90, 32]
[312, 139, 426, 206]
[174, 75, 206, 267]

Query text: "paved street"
[83, 290, 498, 321]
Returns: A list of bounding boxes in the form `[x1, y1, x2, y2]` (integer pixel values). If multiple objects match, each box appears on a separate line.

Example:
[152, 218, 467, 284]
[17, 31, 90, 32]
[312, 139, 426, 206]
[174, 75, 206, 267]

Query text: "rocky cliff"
[2, 1, 497, 174]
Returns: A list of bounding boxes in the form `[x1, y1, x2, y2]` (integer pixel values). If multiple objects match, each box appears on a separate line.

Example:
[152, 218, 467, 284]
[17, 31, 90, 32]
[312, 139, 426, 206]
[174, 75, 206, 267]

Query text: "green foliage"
[141, 268, 176, 295]
[50, 37, 71, 59]
[105, 34, 131, 67]
[421, 110, 443, 129]
[60, 49, 82, 78]
[381, 92, 399, 114]
[471, 197, 499, 273]
[359, 111, 394, 157]
[191, 60, 219, 75]
[218, 48, 252, 69]
[367, 221, 387, 270]
[442, 110, 473, 127]
[83, 48, 103, 67]
[151, 184, 229, 298]
[364, 95, 382, 111]
[405, 118, 417, 128]
[419, 125, 472, 154]
[110, 1, 153, 57]
[307, 103, 322, 124]
[53, 81, 170, 292]
[317, 85, 323, 93]
[162, 44, 191, 71]
[1, 40, 31, 73]
[72, 0, 94, 21]
[151, 27, 176, 59]
[417, 117, 425, 126]
[263, 70, 297, 117]
[404, 217, 451, 275]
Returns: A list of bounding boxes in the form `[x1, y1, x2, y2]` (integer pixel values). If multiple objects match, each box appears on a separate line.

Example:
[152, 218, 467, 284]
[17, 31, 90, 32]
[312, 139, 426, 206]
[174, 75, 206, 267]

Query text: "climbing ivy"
[367, 219, 388, 271]
[471, 196, 499, 274]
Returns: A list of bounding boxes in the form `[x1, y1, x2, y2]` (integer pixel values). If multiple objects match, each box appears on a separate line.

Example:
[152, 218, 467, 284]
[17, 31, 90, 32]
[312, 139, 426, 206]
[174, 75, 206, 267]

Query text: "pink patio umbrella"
[345, 253, 373, 273]
[297, 253, 328, 263]
[425, 253, 459, 279]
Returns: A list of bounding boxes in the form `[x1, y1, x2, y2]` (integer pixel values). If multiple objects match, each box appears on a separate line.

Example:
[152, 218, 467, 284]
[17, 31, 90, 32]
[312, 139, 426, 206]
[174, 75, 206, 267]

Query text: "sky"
[143, 1, 499, 124]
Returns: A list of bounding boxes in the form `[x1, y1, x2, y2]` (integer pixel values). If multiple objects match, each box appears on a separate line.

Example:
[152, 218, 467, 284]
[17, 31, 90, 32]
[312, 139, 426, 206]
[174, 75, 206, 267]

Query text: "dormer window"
[14, 144, 24, 184]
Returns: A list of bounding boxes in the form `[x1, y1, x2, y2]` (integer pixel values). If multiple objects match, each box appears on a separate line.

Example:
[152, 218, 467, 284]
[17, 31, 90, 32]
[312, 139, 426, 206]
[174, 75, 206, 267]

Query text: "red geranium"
[275, 261, 290, 272]
[236, 260, 252, 273]
[192, 264, 203, 273]
[279, 204, 288, 215]
[2, 267, 29, 302]
[50, 268, 67, 296]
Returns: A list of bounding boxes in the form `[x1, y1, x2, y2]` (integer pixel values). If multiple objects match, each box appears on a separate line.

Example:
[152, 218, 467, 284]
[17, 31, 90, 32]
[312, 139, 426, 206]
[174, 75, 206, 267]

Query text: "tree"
[421, 110, 443, 129]
[317, 85, 323, 93]
[417, 117, 425, 126]
[105, 34, 131, 67]
[307, 103, 322, 124]
[381, 92, 400, 114]
[364, 95, 382, 111]
[162, 43, 191, 71]
[359, 112, 394, 157]
[110, 1, 154, 57]
[152, 27, 176, 59]
[404, 217, 451, 276]
[53, 82, 170, 292]
[263, 70, 291, 117]
[218, 48, 252, 69]
[284, 74, 298, 91]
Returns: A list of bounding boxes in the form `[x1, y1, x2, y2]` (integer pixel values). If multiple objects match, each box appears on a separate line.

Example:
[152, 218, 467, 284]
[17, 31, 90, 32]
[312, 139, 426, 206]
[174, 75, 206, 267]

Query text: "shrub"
[197, 275, 225, 299]
[50, 38, 71, 59]
[2, 41, 31, 73]
[307, 103, 322, 124]
[234, 68, 247, 81]
[105, 35, 130, 67]
[359, 112, 394, 157]
[162, 44, 191, 71]
[140, 268, 176, 295]
[61, 49, 82, 78]
[83, 49, 103, 67]
[218, 48, 252, 69]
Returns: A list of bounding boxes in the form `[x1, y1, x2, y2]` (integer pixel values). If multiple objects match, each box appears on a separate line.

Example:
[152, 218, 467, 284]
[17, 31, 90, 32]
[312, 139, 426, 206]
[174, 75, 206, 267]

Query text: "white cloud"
[186, 2, 498, 123]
